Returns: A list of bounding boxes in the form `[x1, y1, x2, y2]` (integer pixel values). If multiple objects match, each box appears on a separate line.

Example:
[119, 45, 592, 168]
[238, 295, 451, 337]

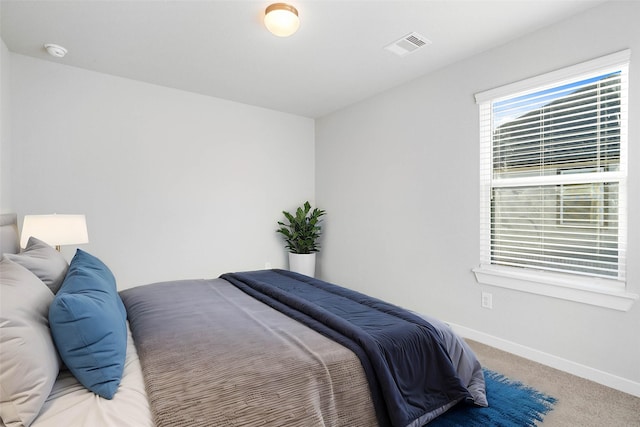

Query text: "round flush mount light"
[44, 43, 67, 58]
[264, 3, 299, 37]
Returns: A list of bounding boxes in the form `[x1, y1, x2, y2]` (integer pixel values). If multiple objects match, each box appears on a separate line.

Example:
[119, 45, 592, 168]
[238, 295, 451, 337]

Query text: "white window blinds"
[476, 51, 629, 283]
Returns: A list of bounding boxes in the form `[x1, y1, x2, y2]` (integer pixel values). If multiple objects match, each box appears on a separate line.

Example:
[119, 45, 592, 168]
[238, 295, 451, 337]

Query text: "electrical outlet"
[481, 292, 493, 309]
[264, 261, 272, 269]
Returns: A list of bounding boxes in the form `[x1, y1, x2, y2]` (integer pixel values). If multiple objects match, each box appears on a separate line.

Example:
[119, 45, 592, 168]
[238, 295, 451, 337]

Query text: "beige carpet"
[465, 340, 640, 426]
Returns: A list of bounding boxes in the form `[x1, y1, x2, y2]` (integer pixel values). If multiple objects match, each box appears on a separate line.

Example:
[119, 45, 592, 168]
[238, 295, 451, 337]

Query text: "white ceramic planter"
[288, 253, 316, 277]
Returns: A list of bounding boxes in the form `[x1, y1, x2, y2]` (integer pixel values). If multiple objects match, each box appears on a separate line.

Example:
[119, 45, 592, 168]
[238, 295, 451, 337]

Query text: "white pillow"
[4, 237, 68, 294]
[0, 258, 61, 427]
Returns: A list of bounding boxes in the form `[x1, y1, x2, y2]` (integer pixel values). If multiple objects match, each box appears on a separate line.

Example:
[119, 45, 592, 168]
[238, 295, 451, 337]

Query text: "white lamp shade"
[20, 214, 89, 249]
[264, 3, 300, 37]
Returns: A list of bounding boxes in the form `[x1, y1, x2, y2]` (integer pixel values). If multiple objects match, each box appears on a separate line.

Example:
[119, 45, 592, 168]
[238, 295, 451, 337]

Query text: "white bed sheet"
[8, 324, 153, 427]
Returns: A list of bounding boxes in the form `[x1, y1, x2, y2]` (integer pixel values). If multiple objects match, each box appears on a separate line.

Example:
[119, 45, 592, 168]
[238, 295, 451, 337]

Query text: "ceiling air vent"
[384, 32, 431, 57]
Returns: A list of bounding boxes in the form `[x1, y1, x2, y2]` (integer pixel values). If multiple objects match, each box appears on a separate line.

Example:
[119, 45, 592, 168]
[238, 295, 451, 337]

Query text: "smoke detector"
[44, 43, 67, 58]
[384, 32, 431, 57]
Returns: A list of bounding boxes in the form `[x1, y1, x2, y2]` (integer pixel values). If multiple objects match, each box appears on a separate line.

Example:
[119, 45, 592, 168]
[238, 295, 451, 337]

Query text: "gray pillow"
[0, 258, 61, 427]
[4, 237, 68, 294]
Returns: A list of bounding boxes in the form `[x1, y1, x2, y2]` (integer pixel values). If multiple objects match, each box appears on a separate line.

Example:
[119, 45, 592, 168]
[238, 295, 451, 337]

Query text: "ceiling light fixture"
[44, 43, 67, 58]
[264, 3, 299, 37]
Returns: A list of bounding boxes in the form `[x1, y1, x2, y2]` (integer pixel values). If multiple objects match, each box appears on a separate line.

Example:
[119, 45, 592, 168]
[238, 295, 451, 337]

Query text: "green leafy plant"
[276, 201, 326, 254]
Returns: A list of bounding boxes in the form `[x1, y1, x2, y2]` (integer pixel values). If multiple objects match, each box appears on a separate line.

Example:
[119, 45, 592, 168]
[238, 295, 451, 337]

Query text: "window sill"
[472, 265, 638, 311]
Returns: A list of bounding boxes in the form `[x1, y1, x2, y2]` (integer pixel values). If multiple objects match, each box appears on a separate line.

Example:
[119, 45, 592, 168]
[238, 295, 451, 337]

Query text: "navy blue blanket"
[221, 270, 472, 427]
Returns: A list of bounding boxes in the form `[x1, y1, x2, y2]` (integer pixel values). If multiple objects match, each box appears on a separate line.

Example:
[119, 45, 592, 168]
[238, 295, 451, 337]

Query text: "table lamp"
[20, 214, 89, 251]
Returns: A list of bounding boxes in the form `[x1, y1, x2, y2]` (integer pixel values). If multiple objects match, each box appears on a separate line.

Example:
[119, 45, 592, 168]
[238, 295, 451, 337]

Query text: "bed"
[0, 213, 487, 427]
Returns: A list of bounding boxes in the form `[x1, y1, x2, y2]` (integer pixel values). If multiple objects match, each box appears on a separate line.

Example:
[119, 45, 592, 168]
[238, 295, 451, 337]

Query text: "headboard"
[0, 213, 20, 255]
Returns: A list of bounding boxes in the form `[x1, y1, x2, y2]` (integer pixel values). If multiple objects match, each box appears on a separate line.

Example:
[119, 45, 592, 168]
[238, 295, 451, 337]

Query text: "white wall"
[10, 54, 315, 288]
[316, 1, 640, 391]
[0, 37, 12, 213]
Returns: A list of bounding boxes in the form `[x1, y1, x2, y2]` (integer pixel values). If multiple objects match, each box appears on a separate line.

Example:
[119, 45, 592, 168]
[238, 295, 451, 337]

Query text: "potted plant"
[276, 201, 326, 277]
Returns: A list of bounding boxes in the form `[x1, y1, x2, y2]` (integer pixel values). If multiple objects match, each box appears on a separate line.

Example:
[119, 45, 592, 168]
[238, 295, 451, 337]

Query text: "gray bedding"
[121, 278, 379, 427]
[120, 277, 486, 427]
[411, 313, 487, 408]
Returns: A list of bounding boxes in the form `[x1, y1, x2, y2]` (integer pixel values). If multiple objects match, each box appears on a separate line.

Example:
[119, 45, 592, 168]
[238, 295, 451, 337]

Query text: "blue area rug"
[429, 369, 557, 426]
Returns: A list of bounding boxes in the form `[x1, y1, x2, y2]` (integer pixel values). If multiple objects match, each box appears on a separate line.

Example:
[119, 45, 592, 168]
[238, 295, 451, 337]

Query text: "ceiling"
[1, 0, 606, 118]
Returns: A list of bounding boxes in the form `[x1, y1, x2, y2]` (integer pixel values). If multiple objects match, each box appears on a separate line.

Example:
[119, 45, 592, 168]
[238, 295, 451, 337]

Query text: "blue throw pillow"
[49, 249, 127, 399]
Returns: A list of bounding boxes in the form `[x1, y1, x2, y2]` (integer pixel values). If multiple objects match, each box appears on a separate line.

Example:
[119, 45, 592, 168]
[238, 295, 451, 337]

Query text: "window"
[473, 50, 637, 311]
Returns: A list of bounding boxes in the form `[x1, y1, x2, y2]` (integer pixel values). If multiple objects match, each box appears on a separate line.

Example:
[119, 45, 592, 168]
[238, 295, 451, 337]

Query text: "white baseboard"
[447, 322, 640, 398]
